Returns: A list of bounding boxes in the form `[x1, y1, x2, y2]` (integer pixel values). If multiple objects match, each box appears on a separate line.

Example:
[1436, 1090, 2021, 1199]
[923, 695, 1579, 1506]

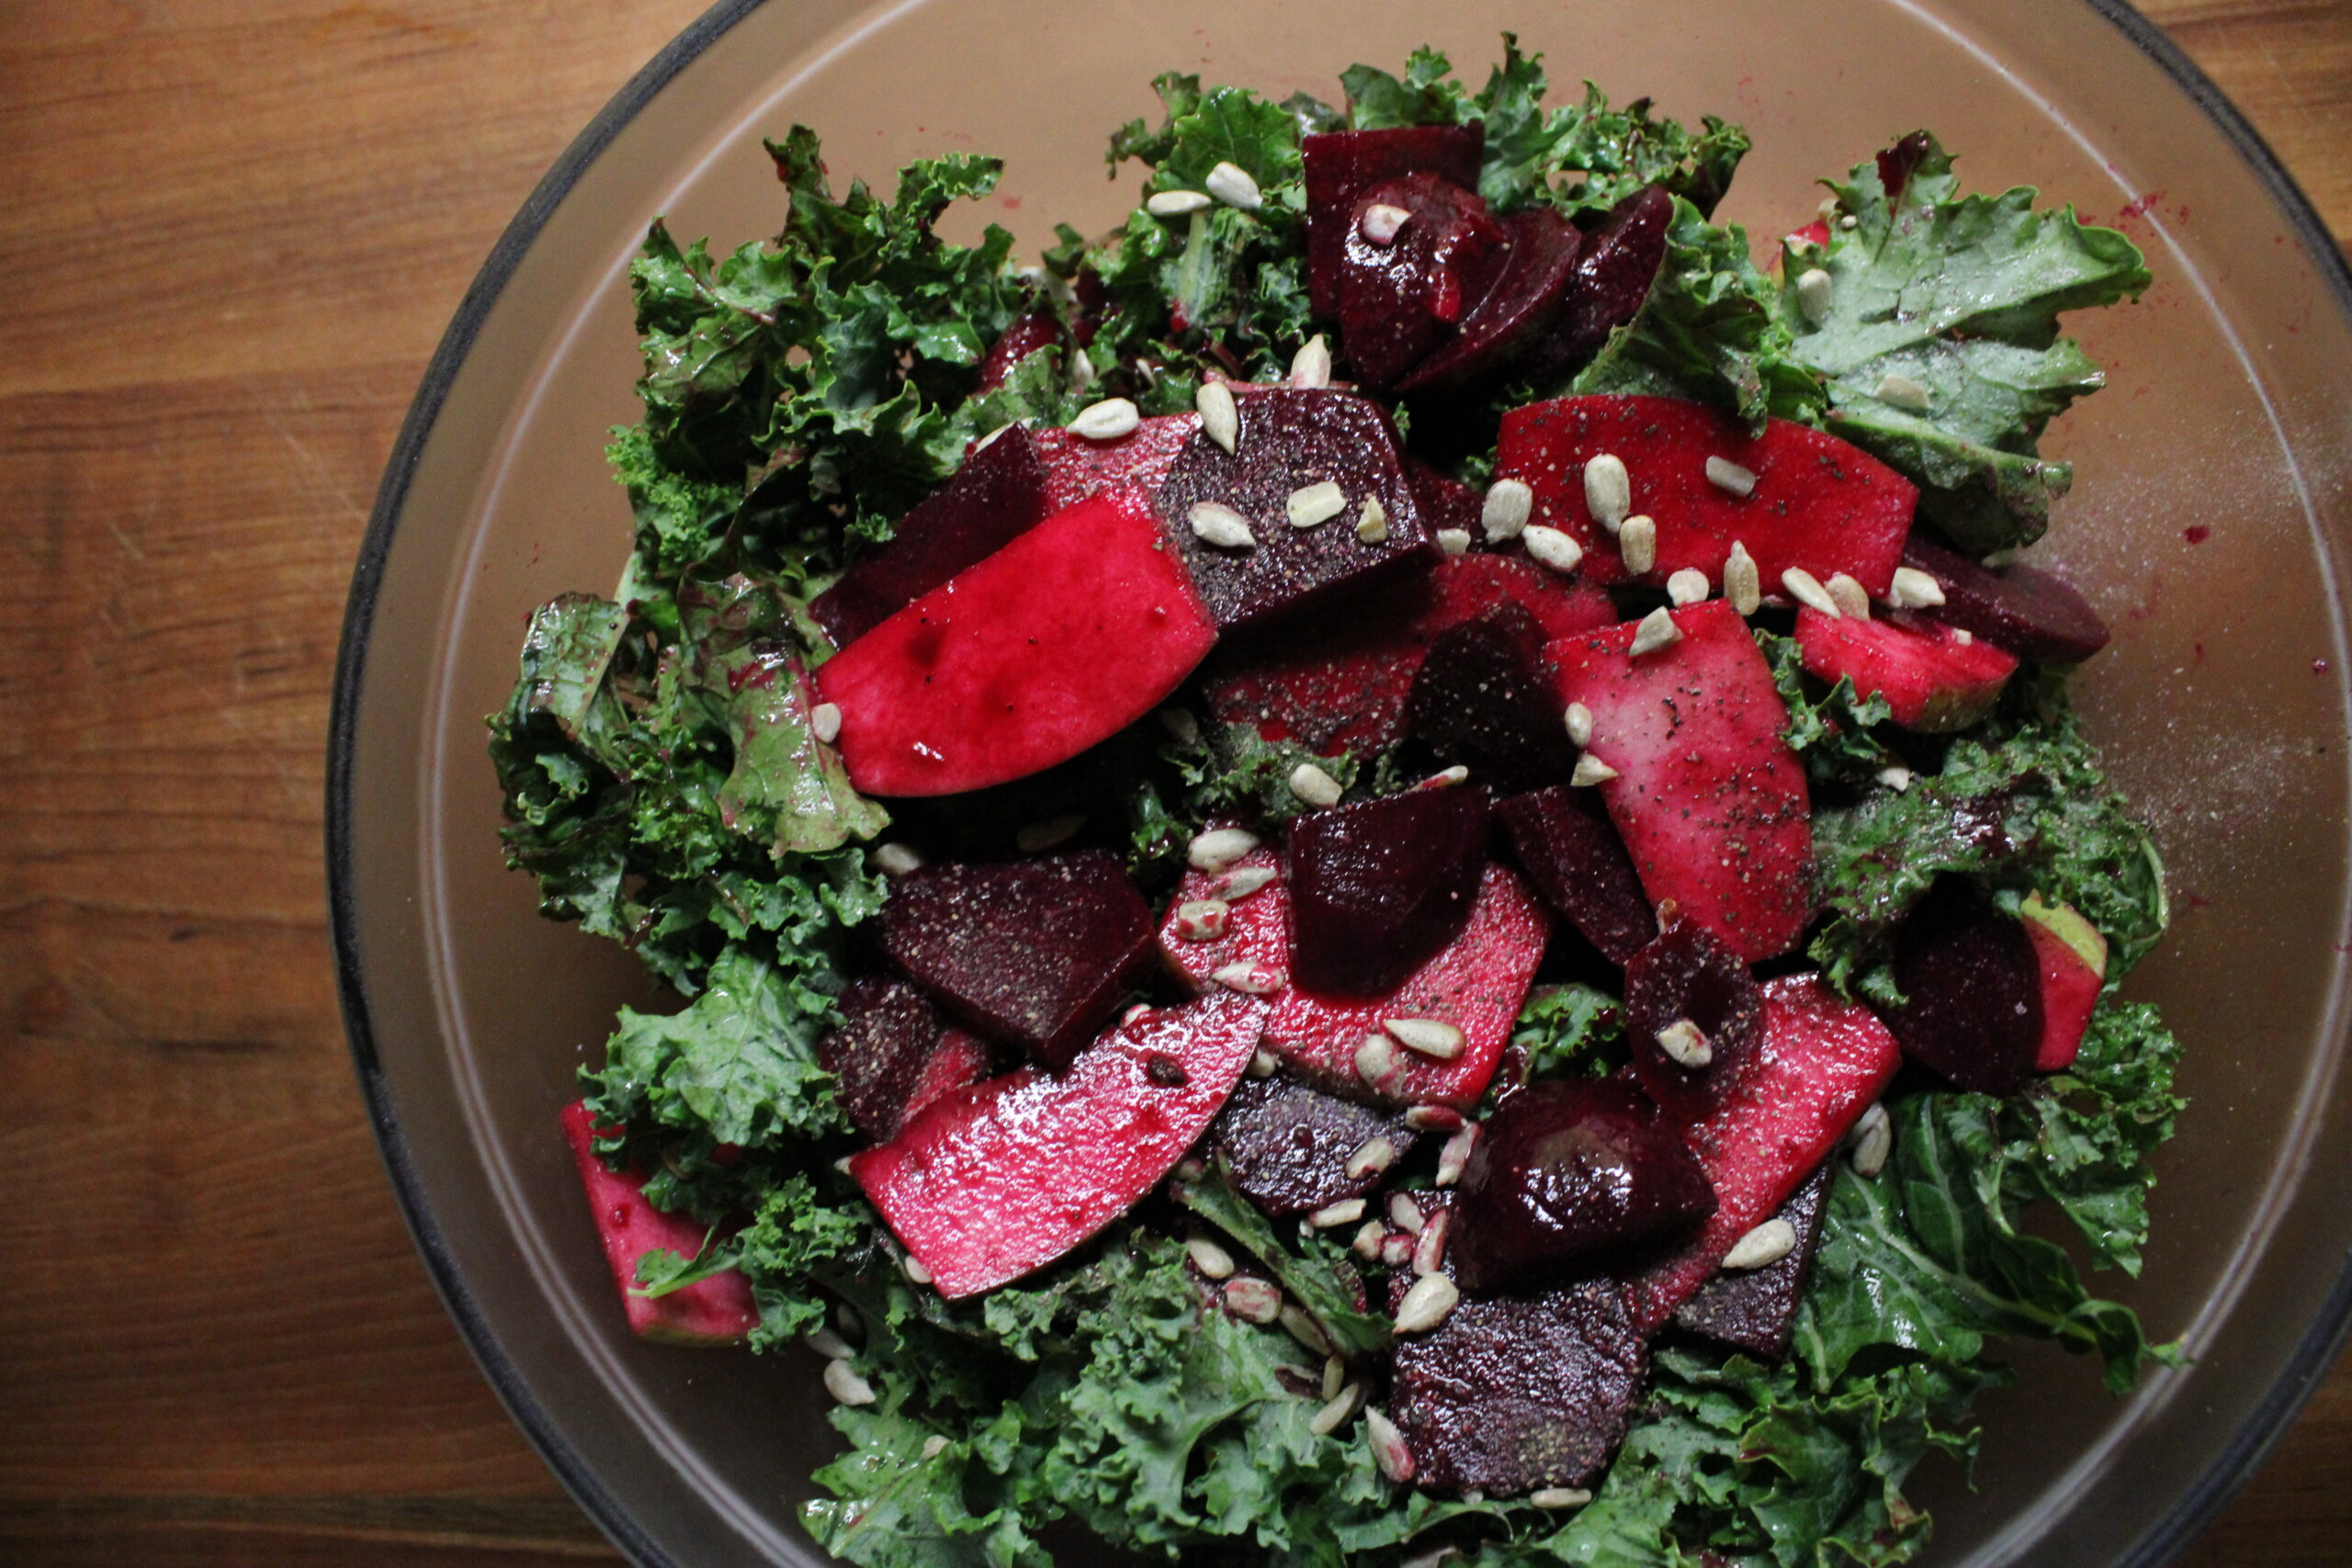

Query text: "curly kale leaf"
[1782, 132, 2149, 551]
[1173, 1168, 1392, 1358]
[1759, 628, 1900, 788]
[1510, 982, 1626, 1085]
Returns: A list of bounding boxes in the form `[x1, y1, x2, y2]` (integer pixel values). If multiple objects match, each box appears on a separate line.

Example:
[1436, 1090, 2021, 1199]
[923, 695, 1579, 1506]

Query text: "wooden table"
[3, 3, 2346, 1562]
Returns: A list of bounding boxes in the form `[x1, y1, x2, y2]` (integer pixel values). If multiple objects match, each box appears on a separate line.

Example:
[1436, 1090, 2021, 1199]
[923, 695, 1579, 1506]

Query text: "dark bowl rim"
[324, 3, 2352, 1564]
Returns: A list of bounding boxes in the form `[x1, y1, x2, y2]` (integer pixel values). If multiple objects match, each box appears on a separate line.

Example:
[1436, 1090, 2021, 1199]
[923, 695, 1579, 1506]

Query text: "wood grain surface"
[1, 2, 2345, 1564]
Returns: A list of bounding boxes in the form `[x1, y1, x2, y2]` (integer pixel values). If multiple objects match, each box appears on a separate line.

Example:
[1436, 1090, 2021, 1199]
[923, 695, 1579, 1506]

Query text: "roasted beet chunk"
[1623, 921, 1767, 1122]
[810, 426, 1051, 648]
[1402, 605, 1577, 793]
[1901, 535, 2111, 663]
[1210, 1076, 1419, 1215]
[1154, 388, 1437, 632]
[1302, 124, 1485, 319]
[878, 851, 1154, 1070]
[1450, 1077, 1715, 1292]
[1390, 1200, 1648, 1495]
[1396, 207, 1581, 394]
[1495, 788, 1657, 964]
[1401, 454, 1485, 537]
[1544, 185, 1674, 371]
[1883, 877, 2043, 1096]
[1338, 174, 1511, 387]
[1672, 1162, 1833, 1359]
[819, 977, 988, 1142]
[1285, 787, 1490, 996]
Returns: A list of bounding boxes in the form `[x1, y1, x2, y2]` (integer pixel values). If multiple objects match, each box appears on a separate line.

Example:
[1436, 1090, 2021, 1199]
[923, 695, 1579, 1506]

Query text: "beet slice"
[976, 310, 1059, 391]
[1153, 387, 1439, 633]
[560, 1101, 758, 1347]
[1623, 921, 1767, 1123]
[1883, 877, 2042, 1096]
[1796, 605, 2019, 732]
[1671, 1161, 1832, 1359]
[1544, 185, 1675, 371]
[819, 977, 991, 1142]
[1495, 787, 1658, 964]
[1337, 173, 1512, 387]
[810, 425, 1052, 648]
[1272, 863, 1548, 1110]
[1547, 600, 1813, 964]
[1031, 412, 1200, 511]
[1287, 786, 1490, 995]
[1209, 1077, 1420, 1216]
[1401, 454, 1486, 537]
[1388, 1194, 1647, 1495]
[1450, 1077, 1715, 1291]
[1627, 975, 1900, 1331]
[818, 490, 1217, 797]
[2023, 895, 2108, 1073]
[878, 851, 1155, 1071]
[852, 990, 1267, 1297]
[1203, 552, 1613, 755]
[1396, 207, 1582, 394]
[1402, 604, 1578, 793]
[1900, 534, 2111, 663]
[1302, 124, 1486, 320]
[1156, 840, 1290, 993]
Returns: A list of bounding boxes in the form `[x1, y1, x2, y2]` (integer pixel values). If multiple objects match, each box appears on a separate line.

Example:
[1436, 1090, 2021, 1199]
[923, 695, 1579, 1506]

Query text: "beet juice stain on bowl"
[315, 11, 2352, 1567]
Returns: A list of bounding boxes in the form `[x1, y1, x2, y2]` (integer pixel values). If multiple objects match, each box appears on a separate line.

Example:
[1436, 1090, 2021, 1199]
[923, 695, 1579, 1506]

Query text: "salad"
[492, 40, 2178, 1568]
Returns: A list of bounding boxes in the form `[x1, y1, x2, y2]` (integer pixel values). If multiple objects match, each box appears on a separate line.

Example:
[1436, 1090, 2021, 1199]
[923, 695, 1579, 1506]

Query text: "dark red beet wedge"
[1627, 975, 1900, 1331]
[1209, 1077, 1420, 1216]
[1402, 455, 1486, 537]
[819, 977, 991, 1143]
[1495, 787, 1658, 964]
[560, 1101, 758, 1347]
[1396, 207, 1582, 394]
[1401, 604, 1578, 793]
[1286, 786, 1490, 995]
[1272, 863, 1548, 1111]
[1623, 922, 1767, 1123]
[1671, 1161, 1832, 1359]
[1389, 1194, 1647, 1495]
[1884, 877, 2043, 1096]
[1031, 412, 1200, 511]
[1450, 1077, 1715, 1292]
[1901, 535, 2112, 663]
[1544, 185, 1675, 371]
[1203, 551, 1613, 755]
[811, 425, 1052, 649]
[1154, 387, 1438, 632]
[878, 851, 1155, 1071]
[1796, 605, 2018, 732]
[1337, 173, 1511, 388]
[1302, 125, 1485, 319]
[976, 311, 1060, 391]
[853, 990, 1268, 1297]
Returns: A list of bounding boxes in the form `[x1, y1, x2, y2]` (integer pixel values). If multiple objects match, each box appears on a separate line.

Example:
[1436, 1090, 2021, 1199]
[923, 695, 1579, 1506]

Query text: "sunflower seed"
[1310, 1382, 1363, 1435]
[1780, 566, 1841, 617]
[1205, 160, 1261, 210]
[1290, 333, 1332, 389]
[1189, 501, 1258, 550]
[1531, 1487, 1593, 1509]
[1187, 1235, 1238, 1279]
[1381, 1232, 1418, 1267]
[1724, 540, 1762, 616]
[1876, 766, 1914, 794]
[1887, 565, 1947, 609]
[1583, 453, 1631, 528]
[1188, 827, 1260, 872]
[1564, 702, 1594, 747]
[1158, 705, 1200, 746]
[1953, 626, 1975, 644]
[901, 1253, 933, 1286]
[1570, 753, 1620, 787]
[920, 1434, 950, 1461]
[1289, 761, 1344, 807]
[871, 841, 925, 876]
[1368, 1406, 1417, 1482]
[1421, 765, 1470, 788]
[1618, 513, 1657, 575]
[1195, 378, 1239, 453]
[1482, 478, 1534, 541]
[1850, 1101, 1893, 1178]
[1174, 1154, 1206, 1180]
[1628, 606, 1682, 658]
[1250, 1046, 1282, 1079]
[823, 1359, 877, 1406]
[1172, 899, 1231, 942]
[1667, 567, 1711, 607]
[1387, 1190, 1426, 1234]
[1212, 961, 1285, 996]
[1216, 864, 1279, 900]
[1355, 1032, 1397, 1087]
[1523, 525, 1584, 575]
[1356, 496, 1389, 543]
[1874, 373, 1933, 412]
[1404, 1104, 1463, 1134]
[1288, 480, 1348, 529]
[1361, 202, 1411, 244]
[1068, 348, 1098, 391]
[1015, 813, 1084, 852]
[1435, 527, 1472, 557]
[1412, 1208, 1451, 1277]
[1147, 188, 1213, 217]
[1282, 1304, 1336, 1356]
[1795, 266, 1834, 327]
[1655, 1018, 1712, 1069]
[810, 701, 843, 743]
[1721, 1218, 1798, 1270]
[1826, 572, 1871, 619]
[1068, 397, 1140, 441]
[1309, 1198, 1367, 1228]
[1322, 1355, 1347, 1401]
[1351, 1221, 1386, 1260]
[804, 1326, 855, 1360]
[1345, 1136, 1397, 1179]
[1705, 456, 1758, 497]
[1224, 1276, 1283, 1323]
[1395, 1273, 1462, 1334]
[1436, 1123, 1479, 1186]
[1385, 1017, 1465, 1059]
[1839, 213, 1860, 230]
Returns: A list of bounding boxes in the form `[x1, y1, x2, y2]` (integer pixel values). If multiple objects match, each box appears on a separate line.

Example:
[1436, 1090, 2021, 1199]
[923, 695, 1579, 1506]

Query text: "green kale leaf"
[1510, 982, 1625, 1085]
[1759, 628, 1901, 788]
